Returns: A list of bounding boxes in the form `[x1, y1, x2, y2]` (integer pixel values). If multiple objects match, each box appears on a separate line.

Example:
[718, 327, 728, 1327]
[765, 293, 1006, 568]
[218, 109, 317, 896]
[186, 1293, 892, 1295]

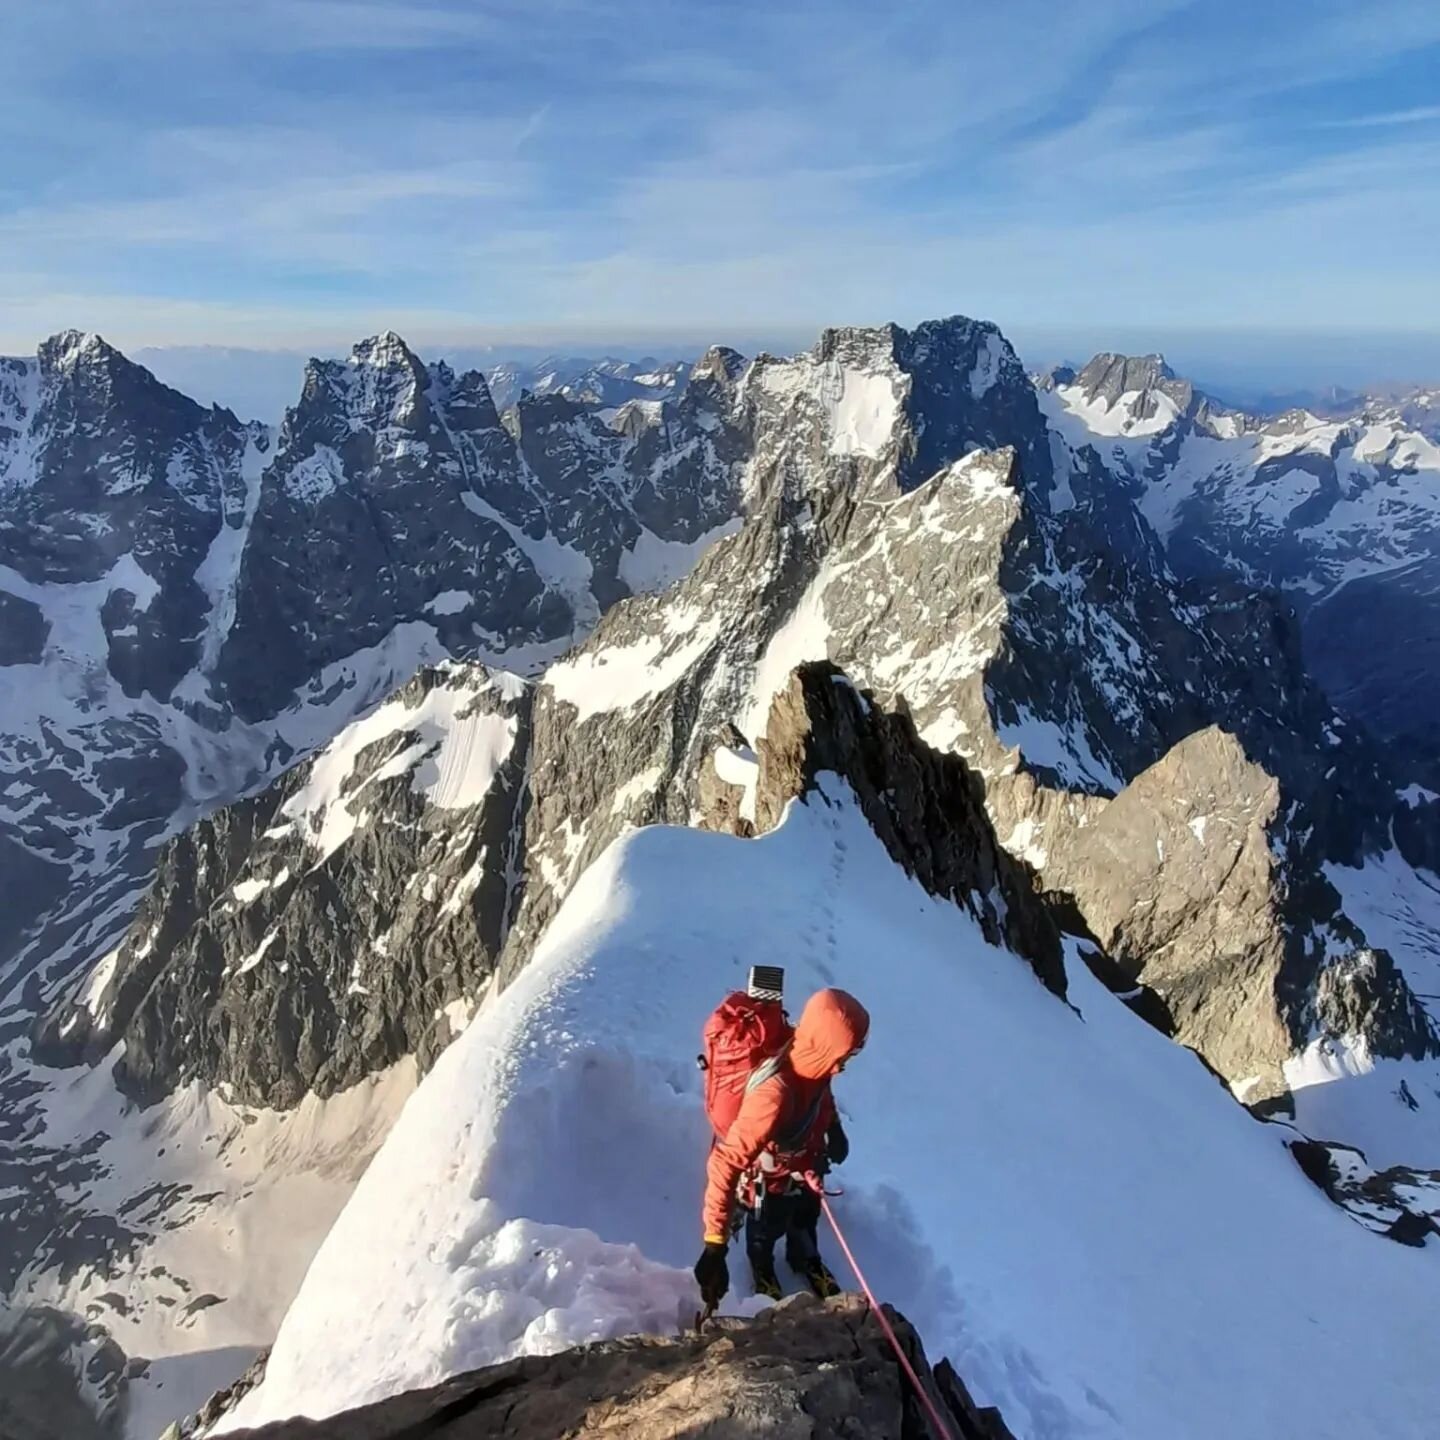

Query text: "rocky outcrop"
[739, 662, 1066, 996]
[1030, 726, 1435, 1096]
[199, 1294, 1012, 1440]
[1290, 1137, 1440, 1247]
[1033, 727, 1290, 1087]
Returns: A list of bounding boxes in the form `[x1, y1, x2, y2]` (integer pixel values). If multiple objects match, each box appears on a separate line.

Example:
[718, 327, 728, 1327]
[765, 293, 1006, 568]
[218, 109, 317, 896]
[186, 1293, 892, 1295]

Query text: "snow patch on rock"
[545, 612, 720, 724]
[617, 517, 741, 596]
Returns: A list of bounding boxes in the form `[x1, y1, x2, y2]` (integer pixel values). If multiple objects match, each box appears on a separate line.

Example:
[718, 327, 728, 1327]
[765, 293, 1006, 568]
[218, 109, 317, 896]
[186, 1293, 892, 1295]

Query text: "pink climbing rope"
[818, 1191, 958, 1440]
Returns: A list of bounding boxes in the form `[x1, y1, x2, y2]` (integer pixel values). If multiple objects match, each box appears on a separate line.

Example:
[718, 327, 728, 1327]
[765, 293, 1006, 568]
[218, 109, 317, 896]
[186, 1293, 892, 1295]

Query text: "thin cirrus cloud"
[1324, 105, 1440, 128]
[0, 0, 1436, 359]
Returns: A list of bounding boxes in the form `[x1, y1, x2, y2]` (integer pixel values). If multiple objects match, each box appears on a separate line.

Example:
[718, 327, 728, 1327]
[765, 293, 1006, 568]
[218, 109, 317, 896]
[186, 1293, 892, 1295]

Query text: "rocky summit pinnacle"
[357, 328, 415, 355]
[36, 328, 114, 371]
[176, 1295, 1015, 1440]
[1076, 351, 1175, 393]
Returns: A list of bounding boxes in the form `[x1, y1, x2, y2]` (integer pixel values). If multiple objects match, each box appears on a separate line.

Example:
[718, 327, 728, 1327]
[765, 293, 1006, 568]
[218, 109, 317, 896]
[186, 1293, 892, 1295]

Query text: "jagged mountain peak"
[1039, 350, 1212, 448]
[349, 329, 424, 370]
[290, 335, 433, 438]
[31, 328, 212, 422]
[689, 343, 747, 385]
[37, 328, 116, 371]
[428, 358, 502, 428]
[908, 311, 1009, 352]
[1064, 352, 1197, 422]
[804, 314, 1013, 374]
[727, 313, 1047, 515]
[810, 319, 905, 368]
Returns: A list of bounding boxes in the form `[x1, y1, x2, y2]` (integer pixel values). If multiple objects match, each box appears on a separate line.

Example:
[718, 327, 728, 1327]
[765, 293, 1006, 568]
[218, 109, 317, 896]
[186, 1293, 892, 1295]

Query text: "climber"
[694, 986, 870, 1306]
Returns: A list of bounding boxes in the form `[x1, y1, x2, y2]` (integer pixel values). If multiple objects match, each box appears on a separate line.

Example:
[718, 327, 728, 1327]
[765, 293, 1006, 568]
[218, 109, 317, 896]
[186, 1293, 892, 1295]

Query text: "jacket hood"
[790, 988, 870, 1080]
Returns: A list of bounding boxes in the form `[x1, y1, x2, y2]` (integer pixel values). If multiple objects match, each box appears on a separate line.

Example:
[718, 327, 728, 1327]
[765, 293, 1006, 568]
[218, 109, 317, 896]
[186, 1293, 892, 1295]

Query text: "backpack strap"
[772, 1085, 827, 1155]
[744, 1041, 792, 1096]
[745, 1044, 826, 1157]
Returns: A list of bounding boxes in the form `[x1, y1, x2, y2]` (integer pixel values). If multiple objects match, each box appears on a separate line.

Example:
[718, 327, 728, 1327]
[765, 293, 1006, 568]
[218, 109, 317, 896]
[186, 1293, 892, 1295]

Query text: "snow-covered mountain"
[483, 354, 690, 414]
[4, 316, 1440, 1440]
[1040, 353, 1440, 747]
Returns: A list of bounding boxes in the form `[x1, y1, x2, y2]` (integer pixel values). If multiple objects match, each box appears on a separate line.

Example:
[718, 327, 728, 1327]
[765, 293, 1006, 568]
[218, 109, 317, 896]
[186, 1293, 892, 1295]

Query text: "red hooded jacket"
[701, 988, 870, 1242]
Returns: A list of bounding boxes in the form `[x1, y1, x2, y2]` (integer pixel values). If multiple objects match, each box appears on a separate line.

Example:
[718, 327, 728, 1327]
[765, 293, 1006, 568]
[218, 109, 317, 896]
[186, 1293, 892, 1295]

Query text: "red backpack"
[700, 990, 793, 1142]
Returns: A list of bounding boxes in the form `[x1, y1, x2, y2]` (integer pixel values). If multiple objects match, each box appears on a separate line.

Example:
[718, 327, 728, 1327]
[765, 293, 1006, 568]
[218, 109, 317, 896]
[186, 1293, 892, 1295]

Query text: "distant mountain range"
[126, 346, 695, 425]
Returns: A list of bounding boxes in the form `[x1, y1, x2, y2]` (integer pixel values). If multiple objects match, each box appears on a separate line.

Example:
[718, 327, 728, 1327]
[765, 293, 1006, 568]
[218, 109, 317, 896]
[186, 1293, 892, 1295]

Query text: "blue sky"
[2, 0, 1438, 377]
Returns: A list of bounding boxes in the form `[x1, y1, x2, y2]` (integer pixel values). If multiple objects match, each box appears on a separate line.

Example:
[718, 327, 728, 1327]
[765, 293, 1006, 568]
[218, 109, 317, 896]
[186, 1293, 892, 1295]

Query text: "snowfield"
[222, 780, 1439, 1440]
[14, 1052, 416, 1439]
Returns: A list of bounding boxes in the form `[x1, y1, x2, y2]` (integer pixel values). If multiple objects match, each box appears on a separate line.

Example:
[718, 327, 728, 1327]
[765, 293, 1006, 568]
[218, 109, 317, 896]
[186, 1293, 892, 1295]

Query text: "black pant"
[745, 1185, 822, 1270]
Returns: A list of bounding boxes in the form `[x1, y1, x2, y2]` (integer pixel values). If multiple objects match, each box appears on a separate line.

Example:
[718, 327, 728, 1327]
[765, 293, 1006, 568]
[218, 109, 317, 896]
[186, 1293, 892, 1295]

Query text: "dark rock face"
[2, 334, 235, 585]
[618, 347, 749, 543]
[0, 588, 48, 664]
[896, 317, 1055, 502]
[218, 336, 741, 721]
[0, 332, 256, 697]
[1304, 556, 1440, 746]
[205, 1294, 1013, 1440]
[0, 332, 268, 1025]
[216, 337, 567, 722]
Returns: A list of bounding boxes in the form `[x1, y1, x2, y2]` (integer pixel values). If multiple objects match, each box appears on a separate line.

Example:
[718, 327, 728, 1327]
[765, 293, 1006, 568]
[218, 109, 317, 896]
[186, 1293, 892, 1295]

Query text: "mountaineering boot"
[796, 1256, 841, 1298]
[749, 1253, 784, 1300]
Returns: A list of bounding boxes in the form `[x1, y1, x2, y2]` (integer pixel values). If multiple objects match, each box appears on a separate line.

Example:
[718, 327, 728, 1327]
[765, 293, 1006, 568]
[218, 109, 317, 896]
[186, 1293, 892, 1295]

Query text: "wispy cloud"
[1324, 105, 1440, 129]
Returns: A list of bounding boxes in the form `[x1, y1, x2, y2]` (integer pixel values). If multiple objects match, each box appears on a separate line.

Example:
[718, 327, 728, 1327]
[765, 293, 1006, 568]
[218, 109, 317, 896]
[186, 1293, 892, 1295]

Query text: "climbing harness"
[799, 1173, 959, 1440]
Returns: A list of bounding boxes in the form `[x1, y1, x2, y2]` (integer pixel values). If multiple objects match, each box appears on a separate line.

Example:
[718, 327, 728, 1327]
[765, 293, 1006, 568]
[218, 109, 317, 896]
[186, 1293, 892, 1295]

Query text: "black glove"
[826, 1119, 849, 1166]
[694, 1242, 729, 1308]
